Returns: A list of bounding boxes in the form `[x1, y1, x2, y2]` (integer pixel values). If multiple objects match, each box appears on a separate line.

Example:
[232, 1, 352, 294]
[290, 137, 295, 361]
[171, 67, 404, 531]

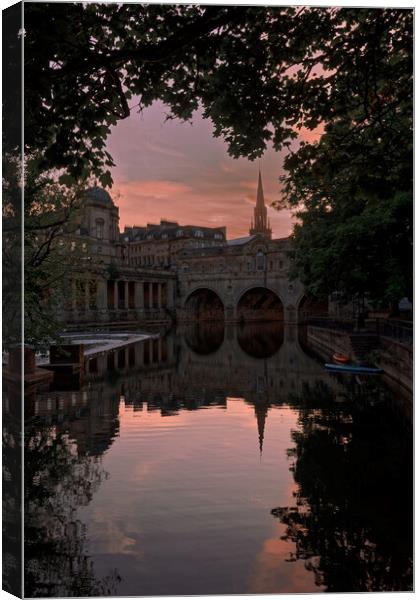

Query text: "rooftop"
[85, 186, 115, 207]
[123, 222, 226, 242]
[227, 235, 256, 246]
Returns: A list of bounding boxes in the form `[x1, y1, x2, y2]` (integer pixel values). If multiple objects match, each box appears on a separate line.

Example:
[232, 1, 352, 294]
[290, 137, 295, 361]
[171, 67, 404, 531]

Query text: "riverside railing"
[368, 318, 413, 346]
[305, 315, 413, 346]
[305, 316, 355, 332]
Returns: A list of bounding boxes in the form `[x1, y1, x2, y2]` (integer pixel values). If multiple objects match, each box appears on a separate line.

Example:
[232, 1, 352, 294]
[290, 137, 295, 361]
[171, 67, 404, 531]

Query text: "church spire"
[249, 169, 272, 238]
[256, 170, 265, 209]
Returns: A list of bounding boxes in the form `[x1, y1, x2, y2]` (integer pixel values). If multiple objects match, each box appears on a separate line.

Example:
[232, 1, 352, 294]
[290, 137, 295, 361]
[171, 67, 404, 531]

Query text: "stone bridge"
[174, 235, 312, 322]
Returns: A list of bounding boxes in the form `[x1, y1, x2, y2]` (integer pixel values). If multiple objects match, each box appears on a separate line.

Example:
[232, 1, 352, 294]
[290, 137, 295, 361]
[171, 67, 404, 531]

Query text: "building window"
[256, 250, 265, 271]
[89, 281, 97, 309]
[176, 229, 184, 237]
[194, 230, 204, 238]
[96, 219, 104, 240]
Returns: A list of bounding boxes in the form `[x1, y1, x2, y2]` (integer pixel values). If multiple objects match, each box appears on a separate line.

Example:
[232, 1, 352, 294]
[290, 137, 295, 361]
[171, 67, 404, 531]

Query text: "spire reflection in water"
[22, 323, 412, 596]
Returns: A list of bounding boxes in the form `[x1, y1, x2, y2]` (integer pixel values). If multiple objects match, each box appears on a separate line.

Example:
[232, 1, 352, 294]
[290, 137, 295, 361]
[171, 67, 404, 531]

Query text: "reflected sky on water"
[21, 323, 413, 596]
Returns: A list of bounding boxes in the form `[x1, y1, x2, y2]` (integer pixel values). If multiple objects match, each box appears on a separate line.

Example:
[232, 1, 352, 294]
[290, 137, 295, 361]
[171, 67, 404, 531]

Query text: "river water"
[21, 323, 412, 596]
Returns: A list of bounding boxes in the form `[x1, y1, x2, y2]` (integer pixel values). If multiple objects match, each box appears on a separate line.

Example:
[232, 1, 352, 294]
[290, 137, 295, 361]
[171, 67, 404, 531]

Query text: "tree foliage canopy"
[5, 4, 413, 306]
[3, 153, 86, 349]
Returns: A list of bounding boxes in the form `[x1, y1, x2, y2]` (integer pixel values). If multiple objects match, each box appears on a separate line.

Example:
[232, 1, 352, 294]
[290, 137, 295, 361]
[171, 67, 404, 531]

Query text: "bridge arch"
[236, 286, 284, 322]
[297, 293, 329, 322]
[184, 287, 225, 321]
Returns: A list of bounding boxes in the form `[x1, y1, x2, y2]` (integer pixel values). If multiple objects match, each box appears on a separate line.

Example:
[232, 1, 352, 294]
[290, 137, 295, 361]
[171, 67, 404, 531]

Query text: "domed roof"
[85, 186, 114, 207]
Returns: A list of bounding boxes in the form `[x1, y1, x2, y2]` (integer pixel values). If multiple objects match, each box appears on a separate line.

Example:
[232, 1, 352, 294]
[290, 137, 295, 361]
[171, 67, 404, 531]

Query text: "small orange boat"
[332, 353, 350, 364]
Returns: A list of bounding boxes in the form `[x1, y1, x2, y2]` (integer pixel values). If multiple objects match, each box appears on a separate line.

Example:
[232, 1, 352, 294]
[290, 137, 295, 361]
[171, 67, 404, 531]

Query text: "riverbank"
[305, 324, 413, 399]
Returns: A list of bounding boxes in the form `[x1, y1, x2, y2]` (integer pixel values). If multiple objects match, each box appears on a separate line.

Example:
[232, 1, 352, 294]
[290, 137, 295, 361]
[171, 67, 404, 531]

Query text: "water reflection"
[237, 321, 283, 358]
[24, 425, 121, 597]
[271, 379, 413, 593]
[24, 386, 122, 597]
[22, 323, 412, 595]
[3, 382, 22, 596]
[184, 320, 224, 354]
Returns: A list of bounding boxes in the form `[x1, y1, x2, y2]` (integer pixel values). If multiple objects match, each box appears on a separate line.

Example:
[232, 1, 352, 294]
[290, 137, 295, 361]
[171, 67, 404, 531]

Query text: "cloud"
[112, 176, 293, 239]
[116, 179, 192, 199]
[143, 140, 188, 160]
[106, 101, 295, 238]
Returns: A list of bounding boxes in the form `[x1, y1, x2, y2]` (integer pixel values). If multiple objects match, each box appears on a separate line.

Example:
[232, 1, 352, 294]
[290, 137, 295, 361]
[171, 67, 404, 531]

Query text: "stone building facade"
[64, 187, 177, 327]
[123, 221, 226, 269]
[63, 173, 310, 329]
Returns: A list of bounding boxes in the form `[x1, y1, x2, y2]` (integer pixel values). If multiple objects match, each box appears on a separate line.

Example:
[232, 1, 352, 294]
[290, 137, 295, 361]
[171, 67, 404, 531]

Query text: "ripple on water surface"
[23, 326, 413, 596]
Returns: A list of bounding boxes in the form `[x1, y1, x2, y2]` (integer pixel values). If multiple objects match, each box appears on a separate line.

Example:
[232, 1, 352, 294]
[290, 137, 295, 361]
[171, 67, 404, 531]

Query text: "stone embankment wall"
[374, 337, 413, 398]
[306, 325, 413, 397]
[306, 326, 354, 361]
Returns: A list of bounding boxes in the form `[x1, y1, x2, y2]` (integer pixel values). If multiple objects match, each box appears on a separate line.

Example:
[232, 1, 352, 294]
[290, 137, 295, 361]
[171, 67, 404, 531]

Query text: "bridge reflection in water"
[16, 323, 412, 597]
[184, 321, 225, 355]
[237, 321, 284, 358]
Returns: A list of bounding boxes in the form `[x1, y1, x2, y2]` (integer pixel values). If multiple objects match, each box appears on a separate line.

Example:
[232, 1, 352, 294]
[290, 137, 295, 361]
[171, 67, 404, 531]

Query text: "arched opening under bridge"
[298, 294, 329, 322]
[297, 293, 329, 349]
[184, 288, 224, 321]
[237, 287, 284, 322]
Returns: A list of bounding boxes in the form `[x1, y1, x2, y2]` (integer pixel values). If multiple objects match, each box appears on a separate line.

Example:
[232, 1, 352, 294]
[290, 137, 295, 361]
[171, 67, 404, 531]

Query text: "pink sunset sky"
[106, 101, 321, 239]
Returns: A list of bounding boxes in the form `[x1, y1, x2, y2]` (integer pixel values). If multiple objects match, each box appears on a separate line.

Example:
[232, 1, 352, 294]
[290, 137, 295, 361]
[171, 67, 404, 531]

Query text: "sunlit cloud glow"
[107, 101, 301, 239]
